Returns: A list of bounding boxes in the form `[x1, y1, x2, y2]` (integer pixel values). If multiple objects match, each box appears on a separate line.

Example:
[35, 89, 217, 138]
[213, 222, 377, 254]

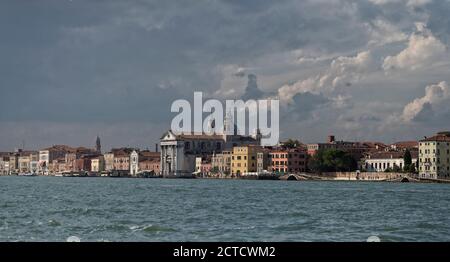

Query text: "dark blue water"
[0, 176, 449, 242]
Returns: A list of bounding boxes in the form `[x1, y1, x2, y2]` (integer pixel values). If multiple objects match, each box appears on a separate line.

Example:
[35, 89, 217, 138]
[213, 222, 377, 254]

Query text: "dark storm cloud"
[284, 92, 331, 121]
[0, 0, 370, 123]
[1, 0, 450, 150]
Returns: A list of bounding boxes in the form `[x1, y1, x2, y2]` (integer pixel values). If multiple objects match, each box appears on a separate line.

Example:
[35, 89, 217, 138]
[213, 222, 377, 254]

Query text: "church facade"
[160, 115, 261, 177]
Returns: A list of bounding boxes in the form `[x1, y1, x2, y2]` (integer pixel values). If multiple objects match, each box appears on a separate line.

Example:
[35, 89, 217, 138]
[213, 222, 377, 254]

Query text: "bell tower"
[96, 135, 101, 153]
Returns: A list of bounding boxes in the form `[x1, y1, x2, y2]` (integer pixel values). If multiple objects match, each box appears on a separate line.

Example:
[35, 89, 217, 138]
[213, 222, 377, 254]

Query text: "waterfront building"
[138, 159, 160, 174]
[138, 151, 160, 174]
[8, 152, 19, 174]
[16, 151, 39, 174]
[231, 145, 263, 175]
[29, 152, 39, 173]
[65, 152, 77, 172]
[0, 153, 10, 175]
[91, 156, 105, 173]
[269, 148, 307, 174]
[0, 159, 10, 175]
[39, 145, 73, 175]
[307, 135, 371, 162]
[18, 155, 31, 173]
[419, 132, 450, 179]
[104, 153, 115, 171]
[48, 157, 66, 173]
[111, 148, 135, 172]
[130, 150, 139, 176]
[364, 151, 418, 172]
[211, 151, 232, 175]
[75, 157, 91, 172]
[195, 156, 212, 177]
[160, 114, 260, 177]
[73, 153, 102, 173]
[160, 131, 224, 177]
[257, 150, 270, 174]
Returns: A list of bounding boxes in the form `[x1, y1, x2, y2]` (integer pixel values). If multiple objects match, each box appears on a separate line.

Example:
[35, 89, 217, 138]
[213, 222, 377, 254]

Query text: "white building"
[39, 150, 50, 175]
[130, 150, 139, 176]
[0, 155, 10, 175]
[364, 151, 417, 172]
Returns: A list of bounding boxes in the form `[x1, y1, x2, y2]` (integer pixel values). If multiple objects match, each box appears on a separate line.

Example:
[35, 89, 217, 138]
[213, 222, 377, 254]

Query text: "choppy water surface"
[0, 176, 449, 242]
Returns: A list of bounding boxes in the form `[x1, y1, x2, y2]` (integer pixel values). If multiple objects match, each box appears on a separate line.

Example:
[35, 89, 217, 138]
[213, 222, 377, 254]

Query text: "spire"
[96, 135, 101, 153]
[224, 110, 233, 135]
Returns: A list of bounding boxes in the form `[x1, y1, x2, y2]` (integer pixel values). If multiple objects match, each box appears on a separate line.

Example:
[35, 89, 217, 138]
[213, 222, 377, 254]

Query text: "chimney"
[328, 135, 335, 143]
[155, 143, 159, 153]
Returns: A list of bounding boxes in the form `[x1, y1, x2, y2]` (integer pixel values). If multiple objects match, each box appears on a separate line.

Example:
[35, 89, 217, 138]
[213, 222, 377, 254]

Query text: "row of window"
[420, 142, 450, 146]
[232, 155, 256, 160]
[272, 161, 305, 166]
[419, 173, 450, 177]
[420, 158, 450, 164]
[184, 141, 222, 151]
[233, 163, 255, 168]
[421, 149, 450, 154]
[269, 153, 305, 159]
[232, 154, 306, 161]
[366, 162, 404, 170]
[114, 159, 129, 163]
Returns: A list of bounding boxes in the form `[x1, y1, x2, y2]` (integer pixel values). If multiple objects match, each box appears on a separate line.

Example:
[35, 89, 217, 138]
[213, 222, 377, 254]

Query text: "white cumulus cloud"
[278, 51, 376, 102]
[402, 81, 450, 122]
[383, 23, 447, 71]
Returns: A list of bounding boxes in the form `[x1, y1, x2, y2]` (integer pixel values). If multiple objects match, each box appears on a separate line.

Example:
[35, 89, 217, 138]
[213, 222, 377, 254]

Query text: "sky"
[1, 0, 450, 151]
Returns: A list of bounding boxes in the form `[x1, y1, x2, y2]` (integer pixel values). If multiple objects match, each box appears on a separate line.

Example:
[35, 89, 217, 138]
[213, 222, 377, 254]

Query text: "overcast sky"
[1, 0, 450, 151]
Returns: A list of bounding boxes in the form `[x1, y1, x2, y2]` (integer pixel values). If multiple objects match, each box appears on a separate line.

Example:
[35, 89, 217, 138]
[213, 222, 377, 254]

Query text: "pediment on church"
[160, 130, 177, 141]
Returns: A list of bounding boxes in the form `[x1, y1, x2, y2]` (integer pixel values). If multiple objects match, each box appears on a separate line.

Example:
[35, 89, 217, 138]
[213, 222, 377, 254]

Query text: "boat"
[18, 173, 37, 177]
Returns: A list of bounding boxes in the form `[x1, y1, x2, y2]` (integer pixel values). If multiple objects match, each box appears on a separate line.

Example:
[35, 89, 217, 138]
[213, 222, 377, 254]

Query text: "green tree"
[283, 139, 301, 149]
[409, 163, 416, 173]
[308, 149, 358, 173]
[403, 149, 412, 172]
[385, 167, 394, 173]
[392, 164, 402, 172]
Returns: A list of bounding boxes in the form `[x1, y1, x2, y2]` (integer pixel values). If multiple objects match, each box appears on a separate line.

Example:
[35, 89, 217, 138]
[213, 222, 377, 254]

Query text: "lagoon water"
[1, 176, 449, 242]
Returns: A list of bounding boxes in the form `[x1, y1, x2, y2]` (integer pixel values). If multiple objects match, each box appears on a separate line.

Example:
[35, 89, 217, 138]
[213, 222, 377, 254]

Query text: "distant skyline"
[1, 0, 450, 151]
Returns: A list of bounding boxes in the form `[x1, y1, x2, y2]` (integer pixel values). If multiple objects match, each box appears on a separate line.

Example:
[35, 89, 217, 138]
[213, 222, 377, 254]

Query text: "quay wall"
[320, 172, 407, 181]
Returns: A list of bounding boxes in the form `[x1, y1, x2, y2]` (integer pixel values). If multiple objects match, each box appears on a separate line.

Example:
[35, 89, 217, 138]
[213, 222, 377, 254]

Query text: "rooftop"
[391, 141, 419, 148]
[420, 132, 450, 142]
[366, 150, 418, 160]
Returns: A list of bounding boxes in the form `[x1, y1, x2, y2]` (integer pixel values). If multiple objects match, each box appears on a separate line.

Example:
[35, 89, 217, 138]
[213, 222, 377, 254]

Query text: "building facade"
[256, 151, 269, 174]
[269, 148, 307, 174]
[104, 153, 115, 171]
[0, 156, 10, 175]
[364, 151, 418, 172]
[307, 135, 371, 161]
[231, 146, 262, 175]
[211, 151, 232, 175]
[0, 153, 11, 175]
[111, 148, 135, 172]
[138, 151, 160, 174]
[160, 115, 260, 177]
[419, 132, 450, 179]
[130, 150, 139, 176]
[91, 156, 105, 173]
